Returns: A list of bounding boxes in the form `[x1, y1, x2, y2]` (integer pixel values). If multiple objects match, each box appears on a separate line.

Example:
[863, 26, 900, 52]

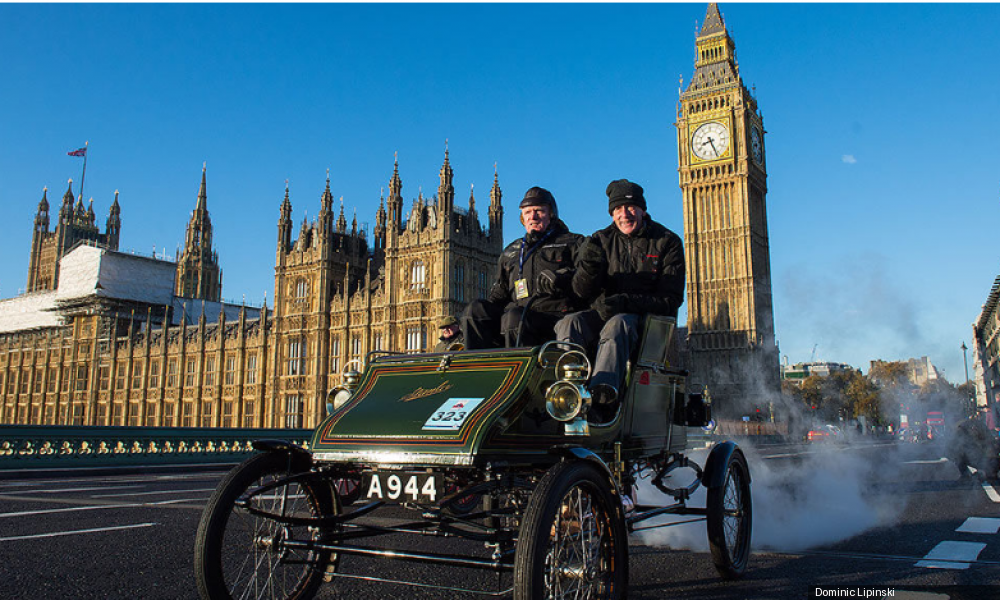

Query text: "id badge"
[515, 278, 529, 300]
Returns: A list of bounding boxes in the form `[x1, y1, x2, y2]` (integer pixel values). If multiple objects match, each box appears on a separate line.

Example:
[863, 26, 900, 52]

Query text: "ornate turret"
[488, 164, 503, 241]
[35, 188, 50, 231]
[59, 180, 74, 221]
[278, 181, 293, 254]
[336, 198, 347, 233]
[387, 153, 403, 231]
[319, 170, 334, 238]
[175, 164, 222, 301]
[106, 191, 121, 250]
[373, 192, 387, 251]
[437, 142, 455, 216]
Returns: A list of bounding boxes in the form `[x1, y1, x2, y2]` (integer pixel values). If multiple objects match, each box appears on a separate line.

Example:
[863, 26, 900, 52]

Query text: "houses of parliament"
[0, 3, 779, 429]
[0, 152, 504, 429]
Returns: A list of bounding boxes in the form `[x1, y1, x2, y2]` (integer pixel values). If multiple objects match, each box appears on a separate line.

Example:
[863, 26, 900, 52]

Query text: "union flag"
[67, 147, 87, 157]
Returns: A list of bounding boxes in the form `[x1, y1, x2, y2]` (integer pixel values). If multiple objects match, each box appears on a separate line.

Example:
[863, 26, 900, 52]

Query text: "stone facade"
[676, 3, 780, 412]
[1, 150, 503, 429]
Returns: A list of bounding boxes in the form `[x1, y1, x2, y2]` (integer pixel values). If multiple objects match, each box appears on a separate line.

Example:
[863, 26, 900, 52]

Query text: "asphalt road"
[0, 440, 997, 600]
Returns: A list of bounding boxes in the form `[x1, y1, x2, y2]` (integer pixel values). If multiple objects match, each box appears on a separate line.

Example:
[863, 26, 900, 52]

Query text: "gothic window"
[33, 369, 42, 394]
[116, 363, 127, 389]
[288, 340, 302, 376]
[167, 359, 178, 387]
[296, 278, 309, 299]
[410, 261, 426, 290]
[351, 335, 362, 358]
[225, 356, 236, 385]
[201, 401, 213, 427]
[244, 401, 255, 428]
[75, 366, 88, 391]
[182, 401, 193, 427]
[285, 395, 302, 428]
[204, 357, 216, 387]
[148, 361, 160, 389]
[185, 358, 197, 387]
[246, 353, 257, 385]
[453, 264, 465, 302]
[330, 337, 341, 373]
[406, 326, 426, 353]
[373, 332, 383, 352]
[222, 401, 233, 428]
[132, 360, 144, 389]
[478, 270, 489, 299]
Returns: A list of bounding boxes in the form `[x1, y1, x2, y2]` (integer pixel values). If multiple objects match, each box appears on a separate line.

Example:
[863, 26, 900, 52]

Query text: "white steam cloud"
[636, 442, 905, 553]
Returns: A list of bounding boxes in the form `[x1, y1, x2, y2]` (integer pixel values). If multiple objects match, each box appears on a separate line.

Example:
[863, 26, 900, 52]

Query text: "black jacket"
[572, 215, 685, 317]
[487, 219, 584, 314]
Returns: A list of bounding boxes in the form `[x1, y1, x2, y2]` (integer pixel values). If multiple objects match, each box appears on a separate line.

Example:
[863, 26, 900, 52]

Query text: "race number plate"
[361, 471, 442, 504]
[422, 397, 485, 431]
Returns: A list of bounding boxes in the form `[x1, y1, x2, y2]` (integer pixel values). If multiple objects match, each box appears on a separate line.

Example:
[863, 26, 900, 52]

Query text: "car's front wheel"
[513, 460, 628, 600]
[194, 452, 336, 600]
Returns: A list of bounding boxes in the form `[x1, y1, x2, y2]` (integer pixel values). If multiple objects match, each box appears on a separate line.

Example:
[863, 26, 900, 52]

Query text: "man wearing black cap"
[461, 186, 584, 348]
[556, 179, 685, 418]
[434, 316, 464, 352]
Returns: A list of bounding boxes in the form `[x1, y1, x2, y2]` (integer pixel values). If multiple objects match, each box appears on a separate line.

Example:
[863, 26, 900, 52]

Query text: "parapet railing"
[0, 424, 311, 471]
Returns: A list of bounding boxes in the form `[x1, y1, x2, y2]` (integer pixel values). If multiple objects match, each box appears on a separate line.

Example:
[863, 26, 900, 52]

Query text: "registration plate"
[361, 471, 442, 504]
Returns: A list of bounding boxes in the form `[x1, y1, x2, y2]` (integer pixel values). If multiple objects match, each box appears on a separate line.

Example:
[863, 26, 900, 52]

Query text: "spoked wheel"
[706, 450, 752, 579]
[513, 461, 628, 600]
[194, 452, 337, 600]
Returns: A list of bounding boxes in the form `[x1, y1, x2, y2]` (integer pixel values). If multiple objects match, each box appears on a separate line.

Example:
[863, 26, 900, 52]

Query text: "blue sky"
[2, 3, 998, 382]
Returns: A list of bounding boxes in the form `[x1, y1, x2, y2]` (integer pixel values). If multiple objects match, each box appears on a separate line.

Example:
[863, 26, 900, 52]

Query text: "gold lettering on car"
[399, 381, 453, 402]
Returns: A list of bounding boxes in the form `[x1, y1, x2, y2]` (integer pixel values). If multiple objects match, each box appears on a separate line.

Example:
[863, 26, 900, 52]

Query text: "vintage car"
[193, 316, 752, 599]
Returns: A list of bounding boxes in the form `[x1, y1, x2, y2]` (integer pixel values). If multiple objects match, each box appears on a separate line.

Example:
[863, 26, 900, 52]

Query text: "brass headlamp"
[326, 360, 363, 415]
[545, 350, 592, 436]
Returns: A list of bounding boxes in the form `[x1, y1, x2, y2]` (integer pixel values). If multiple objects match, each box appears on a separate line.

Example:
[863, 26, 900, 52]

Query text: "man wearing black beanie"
[461, 186, 585, 348]
[555, 178, 685, 420]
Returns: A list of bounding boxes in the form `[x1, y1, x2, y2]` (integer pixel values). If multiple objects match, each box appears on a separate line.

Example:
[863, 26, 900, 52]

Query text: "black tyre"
[706, 450, 752, 579]
[513, 461, 628, 600]
[194, 452, 336, 600]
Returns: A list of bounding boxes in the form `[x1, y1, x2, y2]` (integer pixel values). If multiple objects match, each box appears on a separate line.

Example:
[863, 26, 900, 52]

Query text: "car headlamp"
[326, 360, 364, 415]
[545, 349, 593, 436]
[545, 381, 589, 422]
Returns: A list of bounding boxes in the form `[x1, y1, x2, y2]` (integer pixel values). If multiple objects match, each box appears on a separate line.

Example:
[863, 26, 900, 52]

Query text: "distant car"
[807, 424, 843, 442]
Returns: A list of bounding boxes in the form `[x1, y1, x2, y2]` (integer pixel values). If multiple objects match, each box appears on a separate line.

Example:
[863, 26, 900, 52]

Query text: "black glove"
[577, 237, 607, 270]
[594, 294, 625, 320]
[536, 270, 558, 296]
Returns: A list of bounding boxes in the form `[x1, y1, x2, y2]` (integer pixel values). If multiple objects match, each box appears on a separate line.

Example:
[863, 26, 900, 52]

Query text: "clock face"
[691, 121, 730, 161]
[750, 127, 763, 164]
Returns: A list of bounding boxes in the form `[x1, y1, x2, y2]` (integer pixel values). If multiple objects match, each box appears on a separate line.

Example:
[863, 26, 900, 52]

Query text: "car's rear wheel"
[513, 461, 628, 600]
[706, 450, 752, 579]
[194, 452, 336, 600]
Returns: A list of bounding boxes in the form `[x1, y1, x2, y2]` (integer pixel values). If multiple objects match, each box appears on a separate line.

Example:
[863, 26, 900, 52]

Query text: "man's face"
[521, 205, 552, 234]
[440, 324, 459, 338]
[613, 204, 645, 235]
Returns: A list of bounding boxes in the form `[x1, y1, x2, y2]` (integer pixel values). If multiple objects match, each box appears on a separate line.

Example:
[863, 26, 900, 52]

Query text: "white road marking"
[12, 485, 140, 495]
[915, 541, 986, 569]
[90, 487, 216, 498]
[981, 481, 1000, 503]
[0, 497, 205, 518]
[0, 522, 158, 542]
[0, 504, 139, 518]
[902, 457, 948, 465]
[956, 517, 1000, 534]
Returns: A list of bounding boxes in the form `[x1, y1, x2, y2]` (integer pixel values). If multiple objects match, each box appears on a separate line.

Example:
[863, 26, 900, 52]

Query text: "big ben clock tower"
[677, 3, 779, 412]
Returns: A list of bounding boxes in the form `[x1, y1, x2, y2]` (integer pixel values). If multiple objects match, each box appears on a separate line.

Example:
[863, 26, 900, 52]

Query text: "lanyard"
[518, 229, 554, 275]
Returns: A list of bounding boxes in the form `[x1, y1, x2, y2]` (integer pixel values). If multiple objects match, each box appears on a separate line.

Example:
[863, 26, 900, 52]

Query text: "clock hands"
[701, 137, 720, 157]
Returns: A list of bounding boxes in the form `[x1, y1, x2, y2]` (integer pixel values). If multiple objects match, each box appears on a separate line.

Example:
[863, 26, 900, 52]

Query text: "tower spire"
[175, 165, 221, 302]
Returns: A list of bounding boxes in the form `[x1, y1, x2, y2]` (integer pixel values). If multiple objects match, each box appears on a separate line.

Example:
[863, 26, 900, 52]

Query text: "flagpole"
[78, 141, 89, 202]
